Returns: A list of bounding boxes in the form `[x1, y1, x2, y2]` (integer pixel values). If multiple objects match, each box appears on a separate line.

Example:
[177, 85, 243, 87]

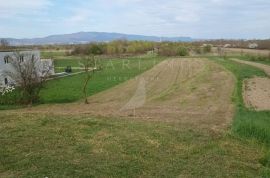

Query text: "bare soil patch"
[7, 58, 235, 131]
[243, 77, 270, 111]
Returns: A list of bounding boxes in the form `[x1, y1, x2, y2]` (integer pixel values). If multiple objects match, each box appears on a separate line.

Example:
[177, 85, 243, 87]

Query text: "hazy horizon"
[1, 0, 270, 39]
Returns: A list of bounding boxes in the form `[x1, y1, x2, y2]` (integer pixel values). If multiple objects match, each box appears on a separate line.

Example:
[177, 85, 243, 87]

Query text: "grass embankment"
[0, 114, 268, 177]
[210, 57, 270, 144]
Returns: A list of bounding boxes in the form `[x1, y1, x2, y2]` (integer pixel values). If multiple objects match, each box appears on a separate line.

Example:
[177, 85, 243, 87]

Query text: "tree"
[79, 55, 99, 104]
[0, 39, 9, 49]
[4, 52, 50, 105]
[87, 43, 104, 55]
[203, 45, 212, 53]
[178, 46, 189, 56]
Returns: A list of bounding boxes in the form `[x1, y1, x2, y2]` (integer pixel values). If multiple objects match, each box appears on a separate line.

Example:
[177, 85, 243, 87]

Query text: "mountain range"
[2, 32, 193, 45]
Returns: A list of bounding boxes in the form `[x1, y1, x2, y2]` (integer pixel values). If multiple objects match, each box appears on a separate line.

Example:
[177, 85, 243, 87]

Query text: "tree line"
[68, 40, 200, 57]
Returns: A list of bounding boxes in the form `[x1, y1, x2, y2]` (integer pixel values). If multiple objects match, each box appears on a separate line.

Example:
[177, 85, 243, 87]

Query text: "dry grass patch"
[7, 58, 235, 132]
[243, 77, 270, 111]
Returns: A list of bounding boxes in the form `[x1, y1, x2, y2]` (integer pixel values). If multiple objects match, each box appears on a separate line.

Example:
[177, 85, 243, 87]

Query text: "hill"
[3, 32, 193, 45]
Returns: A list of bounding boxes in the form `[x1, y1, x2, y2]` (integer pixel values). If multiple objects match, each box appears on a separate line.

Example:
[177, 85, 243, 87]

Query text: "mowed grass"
[0, 113, 269, 178]
[41, 50, 67, 59]
[40, 56, 164, 103]
[1, 57, 270, 177]
[209, 57, 270, 144]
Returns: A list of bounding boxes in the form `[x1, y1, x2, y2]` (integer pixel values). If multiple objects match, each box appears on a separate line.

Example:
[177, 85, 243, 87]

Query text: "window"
[19, 55, 24, 62]
[4, 78, 8, 85]
[4, 56, 9, 64]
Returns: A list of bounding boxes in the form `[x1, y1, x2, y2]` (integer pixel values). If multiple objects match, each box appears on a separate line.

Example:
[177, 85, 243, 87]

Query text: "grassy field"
[0, 55, 164, 109]
[40, 56, 164, 103]
[41, 50, 67, 59]
[1, 113, 269, 177]
[209, 57, 270, 144]
[1, 56, 270, 177]
[236, 55, 270, 65]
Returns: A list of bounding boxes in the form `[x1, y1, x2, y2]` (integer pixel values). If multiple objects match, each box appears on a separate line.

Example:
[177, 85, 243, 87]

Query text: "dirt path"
[5, 58, 235, 131]
[230, 58, 270, 76]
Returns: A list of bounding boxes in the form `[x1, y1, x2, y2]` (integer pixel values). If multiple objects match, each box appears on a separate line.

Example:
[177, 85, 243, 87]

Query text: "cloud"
[1, 0, 270, 39]
[0, 0, 52, 18]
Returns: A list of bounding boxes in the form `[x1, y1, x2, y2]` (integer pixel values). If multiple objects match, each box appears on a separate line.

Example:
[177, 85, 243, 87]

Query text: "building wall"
[0, 50, 41, 86]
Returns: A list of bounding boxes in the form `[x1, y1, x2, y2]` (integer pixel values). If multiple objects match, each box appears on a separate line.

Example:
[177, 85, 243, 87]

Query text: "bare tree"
[79, 55, 99, 104]
[4, 52, 50, 105]
[0, 39, 9, 49]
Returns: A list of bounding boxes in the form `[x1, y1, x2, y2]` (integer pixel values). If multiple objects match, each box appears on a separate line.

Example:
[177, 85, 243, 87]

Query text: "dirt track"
[6, 58, 235, 130]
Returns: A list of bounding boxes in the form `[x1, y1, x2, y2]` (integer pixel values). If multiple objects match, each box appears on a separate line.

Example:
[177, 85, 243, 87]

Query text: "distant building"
[224, 44, 231, 48]
[248, 43, 258, 49]
[201, 44, 213, 47]
[0, 50, 54, 87]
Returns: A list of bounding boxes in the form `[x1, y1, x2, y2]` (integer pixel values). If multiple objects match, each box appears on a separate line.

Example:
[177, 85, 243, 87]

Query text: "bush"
[203, 45, 212, 53]
[87, 44, 104, 55]
[178, 46, 189, 56]
[0, 89, 20, 105]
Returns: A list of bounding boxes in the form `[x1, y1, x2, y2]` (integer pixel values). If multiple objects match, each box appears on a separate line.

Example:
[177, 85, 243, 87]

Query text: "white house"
[0, 50, 54, 87]
[224, 44, 232, 48]
[248, 43, 258, 49]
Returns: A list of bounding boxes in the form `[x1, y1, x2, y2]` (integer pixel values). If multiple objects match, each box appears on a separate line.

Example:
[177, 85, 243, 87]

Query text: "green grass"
[0, 56, 163, 108]
[1, 56, 270, 177]
[41, 50, 67, 59]
[0, 114, 268, 177]
[40, 56, 164, 103]
[209, 57, 270, 144]
[229, 54, 270, 65]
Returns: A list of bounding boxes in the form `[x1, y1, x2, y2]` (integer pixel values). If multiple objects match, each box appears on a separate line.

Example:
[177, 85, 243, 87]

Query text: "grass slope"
[0, 114, 267, 177]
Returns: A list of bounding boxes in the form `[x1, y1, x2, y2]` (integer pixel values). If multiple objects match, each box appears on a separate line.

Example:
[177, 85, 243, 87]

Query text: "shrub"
[178, 46, 189, 56]
[203, 45, 212, 53]
[0, 87, 20, 105]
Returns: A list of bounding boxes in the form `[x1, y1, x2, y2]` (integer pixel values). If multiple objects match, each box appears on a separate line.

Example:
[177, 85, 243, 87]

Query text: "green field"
[0, 55, 164, 108]
[40, 56, 164, 103]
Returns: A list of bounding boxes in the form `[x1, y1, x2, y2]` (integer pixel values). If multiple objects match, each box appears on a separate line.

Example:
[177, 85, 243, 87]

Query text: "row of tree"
[69, 40, 197, 57]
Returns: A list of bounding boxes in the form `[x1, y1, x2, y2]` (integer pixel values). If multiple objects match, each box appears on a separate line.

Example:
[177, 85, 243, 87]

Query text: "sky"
[0, 0, 269, 39]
